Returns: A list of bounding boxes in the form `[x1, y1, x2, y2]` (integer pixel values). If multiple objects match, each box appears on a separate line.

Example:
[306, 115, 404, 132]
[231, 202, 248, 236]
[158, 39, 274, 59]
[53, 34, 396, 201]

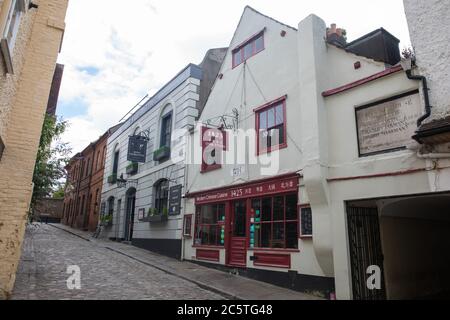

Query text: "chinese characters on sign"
[194, 176, 298, 204]
[356, 91, 422, 156]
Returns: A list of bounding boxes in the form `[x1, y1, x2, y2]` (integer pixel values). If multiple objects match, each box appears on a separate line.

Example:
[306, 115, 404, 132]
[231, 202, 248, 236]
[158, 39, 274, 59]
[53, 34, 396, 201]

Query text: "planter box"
[100, 219, 113, 227]
[107, 174, 117, 184]
[126, 162, 138, 175]
[148, 215, 168, 223]
[153, 146, 171, 162]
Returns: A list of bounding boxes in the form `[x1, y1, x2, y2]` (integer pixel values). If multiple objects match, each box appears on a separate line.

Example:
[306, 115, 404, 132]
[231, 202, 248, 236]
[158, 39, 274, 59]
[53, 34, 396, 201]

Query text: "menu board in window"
[300, 207, 313, 237]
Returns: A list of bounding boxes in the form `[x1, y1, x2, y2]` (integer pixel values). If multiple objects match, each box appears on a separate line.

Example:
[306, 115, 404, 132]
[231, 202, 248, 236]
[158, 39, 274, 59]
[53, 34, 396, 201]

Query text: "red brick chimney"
[326, 23, 347, 47]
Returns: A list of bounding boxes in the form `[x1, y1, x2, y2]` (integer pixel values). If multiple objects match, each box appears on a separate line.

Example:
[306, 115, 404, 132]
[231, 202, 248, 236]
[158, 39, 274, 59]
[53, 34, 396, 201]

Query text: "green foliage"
[31, 114, 71, 209]
[148, 208, 157, 217]
[100, 214, 113, 223]
[52, 186, 65, 199]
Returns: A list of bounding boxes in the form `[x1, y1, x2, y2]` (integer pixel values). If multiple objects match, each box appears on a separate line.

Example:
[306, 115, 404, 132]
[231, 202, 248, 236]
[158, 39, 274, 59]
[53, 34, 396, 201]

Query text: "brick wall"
[0, 0, 69, 299]
[34, 198, 64, 221]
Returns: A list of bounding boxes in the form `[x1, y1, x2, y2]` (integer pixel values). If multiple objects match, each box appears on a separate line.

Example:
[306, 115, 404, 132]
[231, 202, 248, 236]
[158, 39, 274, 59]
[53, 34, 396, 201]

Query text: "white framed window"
[1, 0, 28, 74]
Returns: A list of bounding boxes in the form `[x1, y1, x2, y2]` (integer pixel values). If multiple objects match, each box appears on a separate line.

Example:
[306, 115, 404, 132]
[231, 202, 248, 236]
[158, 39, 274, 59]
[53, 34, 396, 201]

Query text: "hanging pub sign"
[356, 90, 423, 157]
[127, 135, 148, 163]
[168, 185, 183, 216]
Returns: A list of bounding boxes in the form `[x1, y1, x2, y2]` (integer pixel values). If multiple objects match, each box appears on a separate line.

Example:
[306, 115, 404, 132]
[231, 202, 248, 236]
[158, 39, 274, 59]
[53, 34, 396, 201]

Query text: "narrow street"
[12, 224, 318, 300]
[12, 224, 225, 300]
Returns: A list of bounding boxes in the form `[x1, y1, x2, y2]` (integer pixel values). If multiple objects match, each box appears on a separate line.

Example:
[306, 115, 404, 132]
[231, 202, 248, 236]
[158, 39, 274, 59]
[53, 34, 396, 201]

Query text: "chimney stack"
[327, 23, 347, 47]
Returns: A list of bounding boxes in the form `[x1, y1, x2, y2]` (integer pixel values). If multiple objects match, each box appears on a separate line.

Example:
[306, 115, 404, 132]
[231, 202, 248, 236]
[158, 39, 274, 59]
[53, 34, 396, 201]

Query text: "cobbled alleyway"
[12, 224, 225, 300]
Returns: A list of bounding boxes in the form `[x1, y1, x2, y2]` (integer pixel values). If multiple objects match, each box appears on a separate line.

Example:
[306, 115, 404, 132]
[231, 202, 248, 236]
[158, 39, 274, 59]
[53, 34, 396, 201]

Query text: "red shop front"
[187, 173, 301, 269]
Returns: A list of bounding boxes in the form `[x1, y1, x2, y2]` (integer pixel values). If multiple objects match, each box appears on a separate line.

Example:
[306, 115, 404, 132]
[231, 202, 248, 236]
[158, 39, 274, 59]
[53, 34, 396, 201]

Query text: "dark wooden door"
[227, 200, 247, 267]
[125, 193, 136, 242]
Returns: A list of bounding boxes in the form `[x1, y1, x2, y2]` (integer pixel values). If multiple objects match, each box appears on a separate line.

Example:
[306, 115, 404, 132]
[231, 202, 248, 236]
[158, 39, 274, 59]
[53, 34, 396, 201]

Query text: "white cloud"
[57, 0, 411, 156]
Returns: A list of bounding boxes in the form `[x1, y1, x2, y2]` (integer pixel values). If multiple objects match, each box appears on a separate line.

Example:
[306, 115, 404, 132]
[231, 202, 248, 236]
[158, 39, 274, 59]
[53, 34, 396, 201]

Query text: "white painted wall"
[101, 74, 202, 241]
[184, 8, 328, 279]
[404, 0, 450, 121]
[298, 13, 450, 299]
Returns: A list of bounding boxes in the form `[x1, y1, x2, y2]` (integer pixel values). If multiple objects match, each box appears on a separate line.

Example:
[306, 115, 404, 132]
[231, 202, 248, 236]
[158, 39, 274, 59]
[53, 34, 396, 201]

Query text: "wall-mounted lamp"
[29, 1, 39, 10]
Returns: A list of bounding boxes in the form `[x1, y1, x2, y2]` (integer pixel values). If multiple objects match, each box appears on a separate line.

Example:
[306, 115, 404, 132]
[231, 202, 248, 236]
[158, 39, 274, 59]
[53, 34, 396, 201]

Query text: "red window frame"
[232, 29, 265, 68]
[194, 203, 226, 248]
[183, 214, 193, 238]
[201, 126, 227, 173]
[250, 193, 299, 250]
[255, 96, 288, 155]
[299, 205, 313, 239]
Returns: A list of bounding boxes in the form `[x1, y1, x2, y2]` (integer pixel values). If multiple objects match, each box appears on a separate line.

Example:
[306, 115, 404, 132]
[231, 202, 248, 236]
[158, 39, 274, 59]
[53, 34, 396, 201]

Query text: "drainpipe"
[416, 151, 450, 159]
[407, 70, 432, 127]
[401, 58, 432, 127]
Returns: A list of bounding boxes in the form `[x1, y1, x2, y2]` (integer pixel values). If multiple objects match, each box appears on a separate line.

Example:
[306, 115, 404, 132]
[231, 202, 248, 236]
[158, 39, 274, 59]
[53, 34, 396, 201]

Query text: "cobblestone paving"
[12, 224, 225, 300]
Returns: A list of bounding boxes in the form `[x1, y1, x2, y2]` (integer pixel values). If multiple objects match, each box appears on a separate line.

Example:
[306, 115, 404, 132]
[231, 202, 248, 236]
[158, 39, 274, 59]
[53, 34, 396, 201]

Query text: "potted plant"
[148, 208, 156, 217]
[107, 174, 117, 184]
[100, 214, 113, 227]
[148, 207, 168, 223]
[153, 145, 171, 162]
[126, 162, 139, 175]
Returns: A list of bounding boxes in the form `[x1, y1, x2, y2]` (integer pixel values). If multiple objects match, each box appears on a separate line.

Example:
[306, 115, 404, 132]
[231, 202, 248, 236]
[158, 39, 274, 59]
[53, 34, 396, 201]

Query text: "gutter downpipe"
[405, 69, 432, 127]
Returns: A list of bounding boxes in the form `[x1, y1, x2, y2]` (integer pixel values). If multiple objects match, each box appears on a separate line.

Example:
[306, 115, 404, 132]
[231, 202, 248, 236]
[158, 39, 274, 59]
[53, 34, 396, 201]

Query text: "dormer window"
[232, 30, 265, 68]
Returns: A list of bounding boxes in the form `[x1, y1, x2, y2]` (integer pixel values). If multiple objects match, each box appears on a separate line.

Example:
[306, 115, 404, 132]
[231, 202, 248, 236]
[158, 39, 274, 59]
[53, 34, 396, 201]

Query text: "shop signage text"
[194, 176, 299, 204]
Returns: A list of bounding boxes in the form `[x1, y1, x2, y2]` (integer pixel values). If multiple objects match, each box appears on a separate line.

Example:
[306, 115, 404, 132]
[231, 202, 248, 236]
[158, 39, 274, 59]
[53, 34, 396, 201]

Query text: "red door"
[227, 200, 247, 267]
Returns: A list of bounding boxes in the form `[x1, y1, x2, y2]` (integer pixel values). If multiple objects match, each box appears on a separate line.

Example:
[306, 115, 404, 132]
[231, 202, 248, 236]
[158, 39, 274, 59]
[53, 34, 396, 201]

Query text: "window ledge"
[248, 248, 300, 253]
[258, 143, 288, 156]
[201, 165, 222, 174]
[193, 245, 224, 250]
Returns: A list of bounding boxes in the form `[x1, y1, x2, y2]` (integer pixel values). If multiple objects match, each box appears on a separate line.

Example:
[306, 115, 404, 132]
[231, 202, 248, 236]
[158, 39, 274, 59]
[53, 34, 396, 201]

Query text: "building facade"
[62, 126, 118, 232]
[182, 6, 450, 300]
[0, 0, 68, 299]
[100, 49, 226, 259]
[62, 153, 82, 227]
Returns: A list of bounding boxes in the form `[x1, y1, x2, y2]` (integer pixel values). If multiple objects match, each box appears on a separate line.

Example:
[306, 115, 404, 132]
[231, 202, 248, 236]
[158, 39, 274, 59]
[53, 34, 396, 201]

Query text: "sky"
[57, 0, 411, 154]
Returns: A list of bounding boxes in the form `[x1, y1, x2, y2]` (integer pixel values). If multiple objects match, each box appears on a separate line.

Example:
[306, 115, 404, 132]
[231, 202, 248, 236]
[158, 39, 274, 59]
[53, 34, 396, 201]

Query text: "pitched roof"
[244, 6, 298, 32]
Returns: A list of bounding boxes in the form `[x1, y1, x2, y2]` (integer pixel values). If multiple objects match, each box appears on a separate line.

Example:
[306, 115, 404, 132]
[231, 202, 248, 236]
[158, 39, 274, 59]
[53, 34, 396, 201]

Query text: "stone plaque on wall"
[356, 90, 422, 156]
